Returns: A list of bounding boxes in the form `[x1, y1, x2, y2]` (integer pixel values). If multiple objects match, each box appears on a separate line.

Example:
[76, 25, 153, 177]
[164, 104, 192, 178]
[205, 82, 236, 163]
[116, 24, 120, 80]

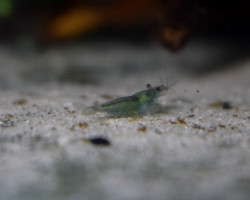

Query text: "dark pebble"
[88, 136, 111, 146]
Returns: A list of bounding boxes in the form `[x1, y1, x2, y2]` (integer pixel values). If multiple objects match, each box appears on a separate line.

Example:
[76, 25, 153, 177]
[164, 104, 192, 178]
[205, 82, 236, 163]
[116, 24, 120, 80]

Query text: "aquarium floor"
[0, 41, 250, 200]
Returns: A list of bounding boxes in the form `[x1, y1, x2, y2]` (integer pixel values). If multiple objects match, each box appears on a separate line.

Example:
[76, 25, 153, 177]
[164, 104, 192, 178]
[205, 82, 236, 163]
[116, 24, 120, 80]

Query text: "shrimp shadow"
[149, 103, 180, 115]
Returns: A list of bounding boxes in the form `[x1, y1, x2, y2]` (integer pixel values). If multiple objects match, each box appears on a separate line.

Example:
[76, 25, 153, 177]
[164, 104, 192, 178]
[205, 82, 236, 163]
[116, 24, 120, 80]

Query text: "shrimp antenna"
[158, 73, 163, 85]
[167, 80, 179, 97]
[162, 67, 178, 89]
[161, 68, 179, 94]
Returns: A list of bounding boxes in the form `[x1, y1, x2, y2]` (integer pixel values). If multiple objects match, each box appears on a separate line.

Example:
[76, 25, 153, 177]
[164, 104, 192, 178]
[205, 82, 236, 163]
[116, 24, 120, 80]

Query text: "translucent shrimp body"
[86, 84, 168, 117]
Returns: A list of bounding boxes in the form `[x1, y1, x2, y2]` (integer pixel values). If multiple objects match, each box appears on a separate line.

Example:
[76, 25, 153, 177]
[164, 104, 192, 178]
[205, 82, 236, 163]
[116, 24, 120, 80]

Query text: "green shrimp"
[84, 83, 168, 117]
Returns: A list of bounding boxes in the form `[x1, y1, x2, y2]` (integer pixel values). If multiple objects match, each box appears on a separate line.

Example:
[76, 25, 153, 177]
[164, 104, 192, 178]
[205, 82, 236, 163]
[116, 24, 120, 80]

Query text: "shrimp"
[84, 83, 169, 117]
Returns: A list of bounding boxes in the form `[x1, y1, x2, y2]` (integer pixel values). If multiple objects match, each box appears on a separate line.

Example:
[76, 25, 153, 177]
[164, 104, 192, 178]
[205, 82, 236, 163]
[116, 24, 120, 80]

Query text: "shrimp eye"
[156, 87, 161, 91]
[146, 83, 152, 89]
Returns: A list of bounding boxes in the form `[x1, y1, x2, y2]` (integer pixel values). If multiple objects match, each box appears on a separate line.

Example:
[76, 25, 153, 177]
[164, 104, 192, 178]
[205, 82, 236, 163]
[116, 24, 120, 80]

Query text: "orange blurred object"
[44, 0, 196, 51]
[46, 0, 163, 39]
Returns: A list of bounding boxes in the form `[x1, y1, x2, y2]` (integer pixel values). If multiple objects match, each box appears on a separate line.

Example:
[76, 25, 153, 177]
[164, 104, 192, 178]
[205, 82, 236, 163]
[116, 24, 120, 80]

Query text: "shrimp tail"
[82, 106, 99, 115]
[73, 102, 100, 115]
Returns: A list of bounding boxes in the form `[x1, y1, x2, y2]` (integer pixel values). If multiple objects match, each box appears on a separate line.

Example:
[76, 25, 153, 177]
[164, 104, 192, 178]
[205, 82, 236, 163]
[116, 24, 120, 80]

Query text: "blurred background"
[0, 0, 250, 87]
[1, 2, 250, 200]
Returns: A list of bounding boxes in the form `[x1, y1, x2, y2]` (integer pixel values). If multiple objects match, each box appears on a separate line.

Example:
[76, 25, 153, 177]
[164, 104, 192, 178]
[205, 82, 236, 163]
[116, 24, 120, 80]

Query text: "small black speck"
[222, 102, 232, 109]
[88, 136, 111, 146]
